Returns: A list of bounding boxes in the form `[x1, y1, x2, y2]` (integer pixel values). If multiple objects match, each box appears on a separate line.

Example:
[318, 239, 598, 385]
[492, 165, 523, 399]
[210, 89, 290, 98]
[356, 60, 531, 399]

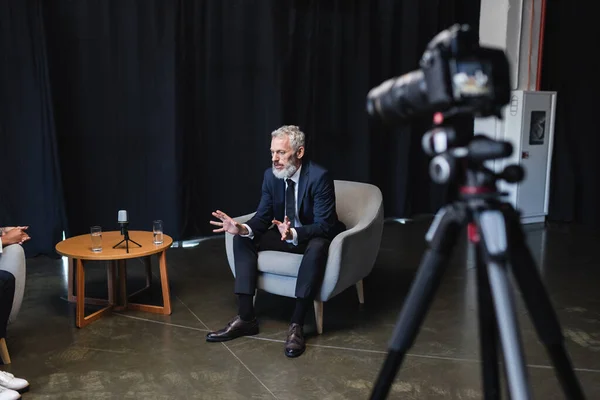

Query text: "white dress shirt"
[242, 165, 302, 246]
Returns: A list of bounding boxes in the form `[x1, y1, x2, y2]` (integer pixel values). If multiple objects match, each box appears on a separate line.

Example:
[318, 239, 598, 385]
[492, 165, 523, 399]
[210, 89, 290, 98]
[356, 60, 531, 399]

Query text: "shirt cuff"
[240, 224, 254, 239]
[286, 228, 298, 246]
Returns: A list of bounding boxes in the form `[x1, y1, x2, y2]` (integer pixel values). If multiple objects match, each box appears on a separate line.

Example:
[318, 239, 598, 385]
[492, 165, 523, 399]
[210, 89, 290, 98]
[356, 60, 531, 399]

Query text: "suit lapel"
[297, 162, 309, 212]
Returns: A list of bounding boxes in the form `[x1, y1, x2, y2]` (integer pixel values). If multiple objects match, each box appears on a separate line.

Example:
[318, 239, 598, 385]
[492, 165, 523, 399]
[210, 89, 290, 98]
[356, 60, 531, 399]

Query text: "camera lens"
[366, 70, 429, 122]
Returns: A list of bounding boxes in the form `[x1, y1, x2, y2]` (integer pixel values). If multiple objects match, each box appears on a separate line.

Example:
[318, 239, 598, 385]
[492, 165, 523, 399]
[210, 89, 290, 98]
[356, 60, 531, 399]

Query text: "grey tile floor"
[4, 219, 600, 399]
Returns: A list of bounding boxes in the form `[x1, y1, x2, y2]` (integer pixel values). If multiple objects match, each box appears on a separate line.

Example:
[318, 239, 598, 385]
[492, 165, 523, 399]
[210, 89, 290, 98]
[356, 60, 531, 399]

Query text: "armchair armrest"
[225, 212, 257, 277]
[319, 201, 384, 301]
[233, 212, 256, 225]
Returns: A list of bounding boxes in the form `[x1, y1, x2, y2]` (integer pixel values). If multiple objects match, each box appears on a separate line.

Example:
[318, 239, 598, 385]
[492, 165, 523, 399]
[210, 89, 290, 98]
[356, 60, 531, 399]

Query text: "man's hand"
[272, 216, 292, 241]
[1, 226, 30, 246]
[210, 210, 247, 235]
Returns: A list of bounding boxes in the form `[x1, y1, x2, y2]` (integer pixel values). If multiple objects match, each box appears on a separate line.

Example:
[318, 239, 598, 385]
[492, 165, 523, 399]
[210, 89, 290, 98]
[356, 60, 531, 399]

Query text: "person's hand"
[210, 210, 246, 235]
[2, 226, 27, 233]
[272, 216, 292, 241]
[1, 227, 30, 245]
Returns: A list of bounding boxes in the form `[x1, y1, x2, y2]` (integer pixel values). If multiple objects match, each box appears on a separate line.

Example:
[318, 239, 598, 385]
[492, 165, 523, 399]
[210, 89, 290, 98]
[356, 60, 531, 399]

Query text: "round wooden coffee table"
[55, 230, 173, 328]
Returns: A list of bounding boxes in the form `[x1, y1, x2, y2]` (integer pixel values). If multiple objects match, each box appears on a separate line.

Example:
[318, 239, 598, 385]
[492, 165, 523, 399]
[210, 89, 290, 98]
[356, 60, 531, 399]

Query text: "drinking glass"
[91, 226, 102, 252]
[153, 220, 164, 244]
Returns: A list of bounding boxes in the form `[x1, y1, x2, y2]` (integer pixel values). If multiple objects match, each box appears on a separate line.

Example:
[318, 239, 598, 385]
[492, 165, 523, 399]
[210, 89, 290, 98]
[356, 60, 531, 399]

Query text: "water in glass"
[153, 220, 163, 244]
[91, 226, 102, 252]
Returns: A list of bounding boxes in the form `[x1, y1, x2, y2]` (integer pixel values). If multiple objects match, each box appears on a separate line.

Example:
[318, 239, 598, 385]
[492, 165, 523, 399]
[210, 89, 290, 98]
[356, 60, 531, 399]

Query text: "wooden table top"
[55, 230, 173, 260]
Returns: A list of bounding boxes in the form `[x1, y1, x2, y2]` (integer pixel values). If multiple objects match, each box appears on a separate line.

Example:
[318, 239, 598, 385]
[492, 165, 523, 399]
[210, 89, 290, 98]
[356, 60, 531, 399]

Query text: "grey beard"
[272, 163, 298, 180]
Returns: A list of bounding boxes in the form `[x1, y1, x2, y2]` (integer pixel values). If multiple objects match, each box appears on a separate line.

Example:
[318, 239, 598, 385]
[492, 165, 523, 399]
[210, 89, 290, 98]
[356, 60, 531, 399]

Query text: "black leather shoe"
[206, 315, 259, 342]
[284, 323, 306, 358]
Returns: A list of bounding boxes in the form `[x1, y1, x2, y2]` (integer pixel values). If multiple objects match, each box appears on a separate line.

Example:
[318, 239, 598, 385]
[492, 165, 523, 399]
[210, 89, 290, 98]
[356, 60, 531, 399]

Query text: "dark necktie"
[285, 179, 296, 227]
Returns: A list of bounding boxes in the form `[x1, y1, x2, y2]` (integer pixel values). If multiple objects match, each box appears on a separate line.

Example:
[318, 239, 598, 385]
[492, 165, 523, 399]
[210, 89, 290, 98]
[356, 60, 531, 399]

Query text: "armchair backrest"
[334, 180, 383, 230]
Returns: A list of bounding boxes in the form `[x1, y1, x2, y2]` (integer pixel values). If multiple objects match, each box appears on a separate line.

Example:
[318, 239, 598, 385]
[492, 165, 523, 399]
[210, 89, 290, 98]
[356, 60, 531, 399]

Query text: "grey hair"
[271, 125, 305, 152]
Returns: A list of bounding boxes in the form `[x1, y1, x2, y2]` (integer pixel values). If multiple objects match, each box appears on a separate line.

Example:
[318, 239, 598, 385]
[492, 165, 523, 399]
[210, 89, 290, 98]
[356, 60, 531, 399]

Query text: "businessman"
[208, 125, 345, 358]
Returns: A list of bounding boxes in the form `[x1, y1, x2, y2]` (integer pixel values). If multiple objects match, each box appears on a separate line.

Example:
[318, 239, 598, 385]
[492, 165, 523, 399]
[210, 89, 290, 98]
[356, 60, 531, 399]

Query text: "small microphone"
[113, 209, 141, 252]
[118, 210, 128, 236]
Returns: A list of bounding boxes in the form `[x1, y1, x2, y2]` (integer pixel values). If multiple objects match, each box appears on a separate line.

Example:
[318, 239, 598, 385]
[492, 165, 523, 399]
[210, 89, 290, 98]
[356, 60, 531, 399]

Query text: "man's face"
[271, 135, 303, 179]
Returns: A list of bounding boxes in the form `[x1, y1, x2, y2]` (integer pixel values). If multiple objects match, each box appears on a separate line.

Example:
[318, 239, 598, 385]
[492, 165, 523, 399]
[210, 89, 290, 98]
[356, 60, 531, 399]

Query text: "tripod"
[370, 122, 585, 399]
[113, 223, 142, 253]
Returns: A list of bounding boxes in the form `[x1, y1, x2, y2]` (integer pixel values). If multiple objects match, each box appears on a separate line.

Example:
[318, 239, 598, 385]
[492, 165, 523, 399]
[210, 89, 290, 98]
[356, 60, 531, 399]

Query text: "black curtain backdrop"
[43, 1, 181, 241]
[0, 0, 66, 256]
[541, 1, 600, 228]
[1, 0, 481, 256]
[177, 0, 481, 238]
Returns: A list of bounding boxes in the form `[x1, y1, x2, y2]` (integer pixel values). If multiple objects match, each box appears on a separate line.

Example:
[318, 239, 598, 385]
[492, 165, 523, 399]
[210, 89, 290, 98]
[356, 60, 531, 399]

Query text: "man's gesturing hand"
[210, 210, 247, 235]
[272, 216, 292, 241]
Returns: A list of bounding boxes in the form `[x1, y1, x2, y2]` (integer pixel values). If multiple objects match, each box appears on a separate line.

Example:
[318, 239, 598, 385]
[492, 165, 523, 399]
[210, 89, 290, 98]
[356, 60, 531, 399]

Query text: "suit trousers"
[0, 244, 24, 325]
[233, 229, 330, 300]
[0, 270, 15, 338]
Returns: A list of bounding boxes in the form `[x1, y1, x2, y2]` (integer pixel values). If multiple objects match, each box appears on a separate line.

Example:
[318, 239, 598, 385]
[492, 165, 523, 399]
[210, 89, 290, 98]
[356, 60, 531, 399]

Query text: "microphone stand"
[113, 222, 142, 253]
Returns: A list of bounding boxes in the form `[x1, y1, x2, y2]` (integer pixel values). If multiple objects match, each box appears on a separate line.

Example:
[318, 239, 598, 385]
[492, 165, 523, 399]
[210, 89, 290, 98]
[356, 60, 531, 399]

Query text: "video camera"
[366, 23, 586, 400]
[366, 24, 511, 123]
[366, 24, 515, 185]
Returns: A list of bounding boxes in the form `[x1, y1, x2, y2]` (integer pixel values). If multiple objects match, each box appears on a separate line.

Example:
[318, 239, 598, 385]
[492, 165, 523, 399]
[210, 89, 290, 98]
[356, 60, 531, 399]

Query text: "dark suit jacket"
[246, 161, 346, 244]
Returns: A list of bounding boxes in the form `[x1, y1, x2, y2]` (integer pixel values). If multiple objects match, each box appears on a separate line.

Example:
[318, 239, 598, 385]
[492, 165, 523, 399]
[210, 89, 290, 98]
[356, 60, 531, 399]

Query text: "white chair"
[225, 180, 384, 334]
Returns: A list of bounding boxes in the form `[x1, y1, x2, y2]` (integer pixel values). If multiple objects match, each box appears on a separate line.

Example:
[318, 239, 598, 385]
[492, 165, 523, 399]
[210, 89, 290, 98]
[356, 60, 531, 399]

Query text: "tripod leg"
[475, 241, 501, 400]
[370, 205, 466, 400]
[113, 239, 126, 249]
[128, 238, 142, 247]
[477, 210, 532, 400]
[125, 231, 142, 248]
[502, 206, 586, 399]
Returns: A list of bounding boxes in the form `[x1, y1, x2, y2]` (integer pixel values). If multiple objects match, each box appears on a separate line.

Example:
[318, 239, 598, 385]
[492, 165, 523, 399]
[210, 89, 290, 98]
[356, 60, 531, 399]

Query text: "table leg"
[159, 250, 172, 314]
[67, 257, 113, 307]
[68, 257, 75, 303]
[75, 259, 84, 326]
[75, 259, 114, 328]
[127, 251, 171, 315]
[108, 261, 117, 305]
[115, 259, 128, 310]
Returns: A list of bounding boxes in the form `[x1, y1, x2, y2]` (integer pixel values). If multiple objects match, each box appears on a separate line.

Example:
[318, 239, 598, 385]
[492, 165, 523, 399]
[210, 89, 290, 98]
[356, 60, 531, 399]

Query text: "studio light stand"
[369, 117, 585, 400]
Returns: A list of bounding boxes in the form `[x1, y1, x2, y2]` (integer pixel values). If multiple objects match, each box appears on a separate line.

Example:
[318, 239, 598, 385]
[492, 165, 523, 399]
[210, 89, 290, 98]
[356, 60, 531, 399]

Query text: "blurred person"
[0, 226, 30, 398]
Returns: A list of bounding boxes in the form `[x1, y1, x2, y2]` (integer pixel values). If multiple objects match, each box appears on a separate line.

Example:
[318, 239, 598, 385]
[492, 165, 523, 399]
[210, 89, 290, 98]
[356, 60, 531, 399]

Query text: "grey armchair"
[225, 180, 384, 334]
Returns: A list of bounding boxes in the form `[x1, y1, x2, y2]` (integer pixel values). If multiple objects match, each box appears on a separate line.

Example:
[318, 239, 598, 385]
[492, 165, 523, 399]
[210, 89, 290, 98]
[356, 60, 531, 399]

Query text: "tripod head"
[421, 113, 524, 200]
